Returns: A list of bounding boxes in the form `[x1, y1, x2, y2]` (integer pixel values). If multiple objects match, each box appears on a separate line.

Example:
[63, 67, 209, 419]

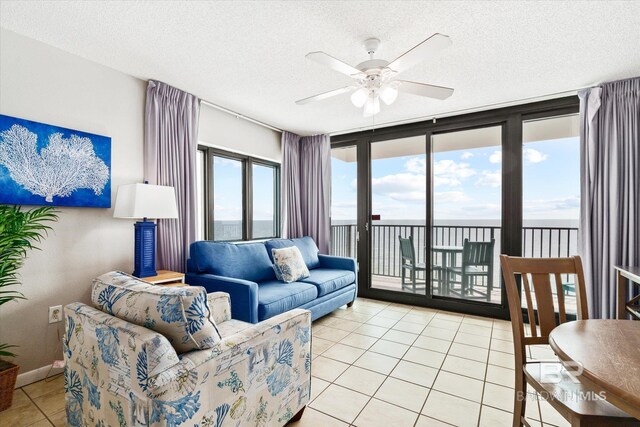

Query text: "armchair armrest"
[318, 254, 357, 274]
[187, 273, 259, 323]
[207, 292, 232, 324]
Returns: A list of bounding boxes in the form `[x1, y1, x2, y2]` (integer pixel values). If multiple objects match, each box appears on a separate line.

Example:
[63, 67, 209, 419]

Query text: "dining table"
[549, 319, 640, 420]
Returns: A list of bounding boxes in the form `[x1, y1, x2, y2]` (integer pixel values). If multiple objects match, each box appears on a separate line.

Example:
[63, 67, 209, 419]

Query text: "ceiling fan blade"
[306, 52, 364, 77]
[397, 80, 454, 100]
[295, 86, 355, 105]
[386, 33, 452, 75]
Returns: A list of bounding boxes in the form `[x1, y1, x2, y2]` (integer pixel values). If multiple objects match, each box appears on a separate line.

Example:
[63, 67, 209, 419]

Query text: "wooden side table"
[141, 270, 186, 286]
[614, 265, 640, 320]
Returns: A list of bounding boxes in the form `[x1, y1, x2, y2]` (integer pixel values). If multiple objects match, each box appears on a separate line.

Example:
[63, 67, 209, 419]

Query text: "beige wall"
[0, 29, 146, 382]
[199, 102, 281, 162]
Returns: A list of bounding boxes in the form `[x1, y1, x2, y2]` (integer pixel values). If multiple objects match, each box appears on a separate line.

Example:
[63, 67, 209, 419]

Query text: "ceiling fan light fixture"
[350, 88, 369, 108]
[363, 94, 380, 117]
[379, 85, 398, 105]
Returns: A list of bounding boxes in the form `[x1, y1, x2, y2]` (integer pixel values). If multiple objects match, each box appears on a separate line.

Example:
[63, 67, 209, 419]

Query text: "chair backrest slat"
[462, 238, 495, 266]
[399, 236, 415, 265]
[521, 273, 538, 337]
[554, 273, 567, 323]
[530, 273, 556, 337]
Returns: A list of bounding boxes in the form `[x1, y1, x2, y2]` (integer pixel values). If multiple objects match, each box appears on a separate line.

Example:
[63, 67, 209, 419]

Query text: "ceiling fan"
[296, 34, 454, 117]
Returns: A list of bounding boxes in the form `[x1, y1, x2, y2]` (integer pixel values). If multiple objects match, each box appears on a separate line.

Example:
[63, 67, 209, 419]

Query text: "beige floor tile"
[312, 337, 335, 354]
[403, 346, 446, 369]
[493, 320, 512, 331]
[0, 389, 47, 427]
[353, 351, 399, 375]
[32, 389, 65, 416]
[312, 356, 350, 382]
[339, 311, 373, 323]
[376, 309, 406, 320]
[374, 376, 429, 412]
[381, 329, 418, 345]
[322, 343, 365, 364]
[314, 326, 351, 342]
[354, 323, 389, 338]
[310, 377, 331, 401]
[309, 384, 369, 424]
[539, 399, 571, 427]
[421, 326, 456, 341]
[428, 318, 461, 331]
[22, 375, 64, 400]
[441, 355, 487, 380]
[413, 335, 451, 354]
[458, 323, 493, 337]
[352, 305, 384, 315]
[482, 382, 514, 412]
[339, 332, 378, 350]
[386, 304, 412, 313]
[448, 342, 489, 362]
[462, 315, 494, 328]
[454, 331, 491, 349]
[488, 349, 515, 369]
[490, 337, 515, 354]
[529, 345, 557, 361]
[433, 371, 484, 403]
[334, 365, 386, 396]
[390, 360, 439, 388]
[366, 315, 399, 328]
[491, 328, 514, 342]
[525, 389, 541, 421]
[26, 420, 53, 427]
[353, 398, 418, 427]
[485, 364, 515, 388]
[289, 408, 348, 427]
[422, 390, 481, 427]
[324, 318, 362, 332]
[369, 339, 410, 358]
[402, 313, 436, 324]
[434, 312, 464, 322]
[479, 405, 512, 427]
[392, 320, 426, 334]
[415, 415, 454, 426]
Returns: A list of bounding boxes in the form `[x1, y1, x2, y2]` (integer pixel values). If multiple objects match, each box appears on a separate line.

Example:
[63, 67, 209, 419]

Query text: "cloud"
[524, 196, 579, 212]
[461, 152, 474, 159]
[433, 159, 476, 187]
[475, 170, 501, 187]
[434, 191, 471, 203]
[372, 172, 426, 202]
[489, 151, 502, 164]
[524, 148, 548, 163]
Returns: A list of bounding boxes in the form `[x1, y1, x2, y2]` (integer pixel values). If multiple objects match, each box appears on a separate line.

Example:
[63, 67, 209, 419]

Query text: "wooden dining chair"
[500, 255, 640, 427]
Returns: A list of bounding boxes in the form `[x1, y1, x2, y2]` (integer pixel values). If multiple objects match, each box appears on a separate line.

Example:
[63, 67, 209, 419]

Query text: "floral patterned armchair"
[63, 272, 311, 427]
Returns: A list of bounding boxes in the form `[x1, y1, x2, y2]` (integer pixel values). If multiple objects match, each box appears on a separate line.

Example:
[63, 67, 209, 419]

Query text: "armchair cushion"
[191, 241, 276, 282]
[92, 271, 221, 353]
[300, 268, 356, 297]
[257, 280, 318, 321]
[265, 237, 320, 269]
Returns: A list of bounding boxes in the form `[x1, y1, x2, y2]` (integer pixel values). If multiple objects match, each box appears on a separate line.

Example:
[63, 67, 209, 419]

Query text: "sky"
[331, 136, 580, 223]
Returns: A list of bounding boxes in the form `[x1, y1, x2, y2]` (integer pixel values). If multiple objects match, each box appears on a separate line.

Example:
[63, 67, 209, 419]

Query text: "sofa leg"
[347, 300, 355, 308]
[289, 406, 306, 423]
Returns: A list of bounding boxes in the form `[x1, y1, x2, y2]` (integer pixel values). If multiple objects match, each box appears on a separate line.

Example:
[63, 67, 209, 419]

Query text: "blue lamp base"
[133, 219, 157, 278]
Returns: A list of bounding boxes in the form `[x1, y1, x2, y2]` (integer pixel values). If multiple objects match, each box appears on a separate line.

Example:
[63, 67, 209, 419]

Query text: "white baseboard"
[15, 364, 64, 388]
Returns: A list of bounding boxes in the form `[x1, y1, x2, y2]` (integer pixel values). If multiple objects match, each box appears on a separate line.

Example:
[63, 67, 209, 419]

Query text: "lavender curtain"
[281, 132, 332, 253]
[579, 77, 639, 319]
[144, 80, 200, 272]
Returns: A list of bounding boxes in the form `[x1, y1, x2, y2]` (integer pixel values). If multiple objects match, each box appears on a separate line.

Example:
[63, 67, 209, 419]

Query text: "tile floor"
[0, 297, 570, 427]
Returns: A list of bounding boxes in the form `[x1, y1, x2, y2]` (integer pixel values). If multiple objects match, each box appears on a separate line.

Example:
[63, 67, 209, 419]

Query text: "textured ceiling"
[1, 1, 639, 136]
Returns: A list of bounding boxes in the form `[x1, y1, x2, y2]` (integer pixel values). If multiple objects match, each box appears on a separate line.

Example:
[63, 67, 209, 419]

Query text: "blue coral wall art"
[0, 114, 111, 208]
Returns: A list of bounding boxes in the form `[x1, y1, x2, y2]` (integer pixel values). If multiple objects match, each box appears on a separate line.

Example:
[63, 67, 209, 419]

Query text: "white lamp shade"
[114, 183, 179, 219]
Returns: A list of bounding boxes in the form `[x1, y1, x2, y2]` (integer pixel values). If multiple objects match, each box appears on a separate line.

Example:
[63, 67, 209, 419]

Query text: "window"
[196, 146, 280, 241]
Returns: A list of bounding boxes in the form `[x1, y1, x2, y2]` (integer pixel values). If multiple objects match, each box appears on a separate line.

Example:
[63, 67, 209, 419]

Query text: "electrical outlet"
[49, 305, 62, 323]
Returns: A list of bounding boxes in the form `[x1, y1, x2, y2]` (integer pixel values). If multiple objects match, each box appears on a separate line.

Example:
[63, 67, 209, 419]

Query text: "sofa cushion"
[272, 246, 310, 283]
[257, 280, 318, 320]
[91, 271, 221, 353]
[190, 241, 276, 282]
[265, 237, 320, 269]
[300, 268, 356, 297]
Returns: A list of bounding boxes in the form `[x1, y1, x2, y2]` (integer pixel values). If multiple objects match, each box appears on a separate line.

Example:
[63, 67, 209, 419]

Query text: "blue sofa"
[186, 236, 357, 323]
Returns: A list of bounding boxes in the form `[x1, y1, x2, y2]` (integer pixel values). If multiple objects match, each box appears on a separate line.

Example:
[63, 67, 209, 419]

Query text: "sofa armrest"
[318, 254, 357, 274]
[187, 273, 259, 323]
[207, 292, 232, 324]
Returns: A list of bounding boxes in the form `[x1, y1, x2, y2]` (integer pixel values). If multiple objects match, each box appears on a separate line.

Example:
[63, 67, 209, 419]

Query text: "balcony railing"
[331, 223, 579, 278]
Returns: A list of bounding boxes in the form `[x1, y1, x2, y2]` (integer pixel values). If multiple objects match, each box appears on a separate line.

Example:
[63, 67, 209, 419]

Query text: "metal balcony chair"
[446, 238, 495, 300]
[399, 235, 437, 293]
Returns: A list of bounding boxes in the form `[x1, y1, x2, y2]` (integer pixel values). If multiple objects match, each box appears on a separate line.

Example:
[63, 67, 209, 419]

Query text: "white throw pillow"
[272, 246, 311, 283]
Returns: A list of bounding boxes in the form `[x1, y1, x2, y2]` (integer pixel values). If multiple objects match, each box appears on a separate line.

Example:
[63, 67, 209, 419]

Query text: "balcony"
[331, 223, 579, 312]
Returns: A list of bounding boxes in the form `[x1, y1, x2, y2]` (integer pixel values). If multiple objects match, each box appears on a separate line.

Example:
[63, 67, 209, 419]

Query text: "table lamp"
[114, 183, 179, 278]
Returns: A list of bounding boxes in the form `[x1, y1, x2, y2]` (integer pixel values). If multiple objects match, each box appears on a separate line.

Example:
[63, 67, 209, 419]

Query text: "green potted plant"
[0, 205, 58, 411]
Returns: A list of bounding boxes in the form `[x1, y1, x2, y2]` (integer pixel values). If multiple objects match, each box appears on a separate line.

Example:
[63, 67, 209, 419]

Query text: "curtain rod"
[328, 87, 587, 136]
[200, 99, 283, 133]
